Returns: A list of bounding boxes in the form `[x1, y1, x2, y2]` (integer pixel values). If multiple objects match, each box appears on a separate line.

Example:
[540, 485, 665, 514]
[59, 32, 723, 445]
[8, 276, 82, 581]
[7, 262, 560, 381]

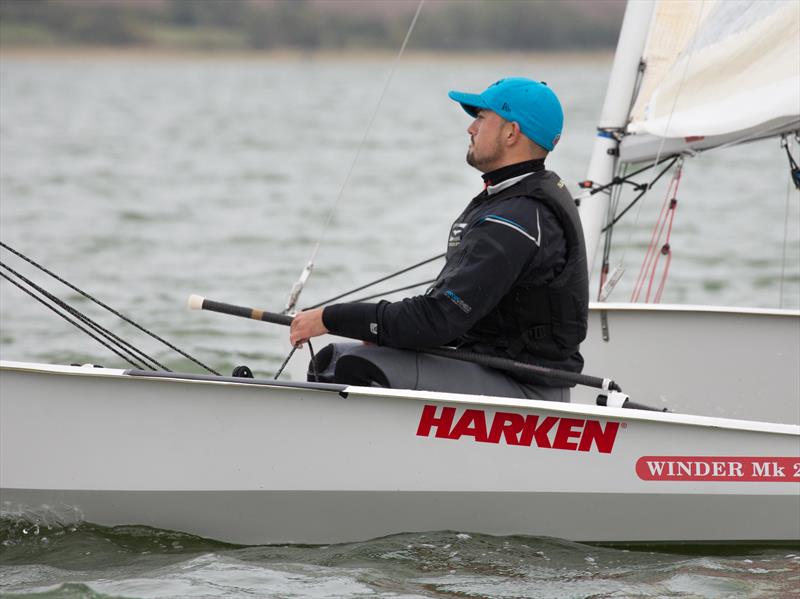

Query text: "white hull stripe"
[483, 211, 541, 246]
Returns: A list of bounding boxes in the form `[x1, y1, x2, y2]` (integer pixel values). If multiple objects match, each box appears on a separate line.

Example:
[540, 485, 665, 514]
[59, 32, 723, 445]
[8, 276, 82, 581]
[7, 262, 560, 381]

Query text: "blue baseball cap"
[448, 77, 564, 151]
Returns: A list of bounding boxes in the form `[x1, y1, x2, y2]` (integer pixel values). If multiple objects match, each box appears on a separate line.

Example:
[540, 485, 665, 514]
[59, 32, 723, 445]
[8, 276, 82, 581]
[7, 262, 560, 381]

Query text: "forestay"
[620, 0, 800, 163]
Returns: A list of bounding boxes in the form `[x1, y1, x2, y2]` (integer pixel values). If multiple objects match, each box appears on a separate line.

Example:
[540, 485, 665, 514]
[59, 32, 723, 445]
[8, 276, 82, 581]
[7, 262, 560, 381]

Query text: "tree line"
[0, 0, 625, 51]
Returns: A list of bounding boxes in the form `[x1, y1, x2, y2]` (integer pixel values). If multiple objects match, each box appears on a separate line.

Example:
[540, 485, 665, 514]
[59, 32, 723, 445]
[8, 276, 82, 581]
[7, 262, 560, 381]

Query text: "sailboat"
[574, 0, 800, 426]
[1, 0, 798, 544]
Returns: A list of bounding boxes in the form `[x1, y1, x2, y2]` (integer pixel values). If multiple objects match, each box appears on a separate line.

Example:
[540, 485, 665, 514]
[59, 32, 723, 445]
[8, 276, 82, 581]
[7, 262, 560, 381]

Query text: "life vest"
[458, 171, 589, 362]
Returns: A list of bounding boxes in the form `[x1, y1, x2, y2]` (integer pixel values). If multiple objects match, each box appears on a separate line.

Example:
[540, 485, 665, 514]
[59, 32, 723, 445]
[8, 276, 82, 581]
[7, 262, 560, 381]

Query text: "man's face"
[465, 109, 507, 173]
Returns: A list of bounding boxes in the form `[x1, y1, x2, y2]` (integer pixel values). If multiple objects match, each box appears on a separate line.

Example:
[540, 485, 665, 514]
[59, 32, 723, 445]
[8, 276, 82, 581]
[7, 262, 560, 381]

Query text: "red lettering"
[417, 406, 620, 454]
[578, 420, 620, 454]
[519, 415, 557, 448]
[553, 418, 584, 450]
[487, 411, 524, 445]
[416, 405, 456, 439]
[450, 409, 488, 442]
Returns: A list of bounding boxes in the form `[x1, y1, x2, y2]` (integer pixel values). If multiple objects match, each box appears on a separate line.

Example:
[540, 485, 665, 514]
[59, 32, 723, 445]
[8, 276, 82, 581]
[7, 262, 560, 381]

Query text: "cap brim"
[447, 90, 488, 118]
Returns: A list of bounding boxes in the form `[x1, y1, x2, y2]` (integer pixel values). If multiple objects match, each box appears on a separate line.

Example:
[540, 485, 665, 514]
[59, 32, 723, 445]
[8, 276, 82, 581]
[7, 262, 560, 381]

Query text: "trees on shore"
[0, 0, 624, 51]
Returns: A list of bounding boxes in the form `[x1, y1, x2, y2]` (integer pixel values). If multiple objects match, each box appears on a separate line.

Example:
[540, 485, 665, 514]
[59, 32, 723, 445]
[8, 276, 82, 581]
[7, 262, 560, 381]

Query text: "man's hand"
[289, 307, 329, 346]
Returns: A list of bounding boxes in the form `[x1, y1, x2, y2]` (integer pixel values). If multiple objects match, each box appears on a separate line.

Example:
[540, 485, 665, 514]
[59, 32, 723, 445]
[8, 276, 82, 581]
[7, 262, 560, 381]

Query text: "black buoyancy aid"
[463, 171, 589, 361]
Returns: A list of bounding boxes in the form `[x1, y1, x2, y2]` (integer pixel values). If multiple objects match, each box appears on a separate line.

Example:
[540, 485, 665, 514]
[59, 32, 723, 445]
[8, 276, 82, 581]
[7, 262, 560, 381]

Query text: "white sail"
[620, 0, 800, 163]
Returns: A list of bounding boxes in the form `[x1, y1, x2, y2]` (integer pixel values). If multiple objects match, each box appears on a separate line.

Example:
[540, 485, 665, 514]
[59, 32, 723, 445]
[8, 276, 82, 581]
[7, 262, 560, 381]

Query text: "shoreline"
[0, 46, 614, 64]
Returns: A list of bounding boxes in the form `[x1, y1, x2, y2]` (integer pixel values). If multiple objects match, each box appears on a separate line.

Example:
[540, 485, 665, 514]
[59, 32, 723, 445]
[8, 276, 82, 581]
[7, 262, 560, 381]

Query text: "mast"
[577, 0, 655, 275]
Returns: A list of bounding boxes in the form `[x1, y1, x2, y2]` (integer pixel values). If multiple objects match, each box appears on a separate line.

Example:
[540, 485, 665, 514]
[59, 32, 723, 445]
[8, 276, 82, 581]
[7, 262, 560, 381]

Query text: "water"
[1, 54, 799, 596]
[2, 520, 798, 598]
[1, 54, 798, 374]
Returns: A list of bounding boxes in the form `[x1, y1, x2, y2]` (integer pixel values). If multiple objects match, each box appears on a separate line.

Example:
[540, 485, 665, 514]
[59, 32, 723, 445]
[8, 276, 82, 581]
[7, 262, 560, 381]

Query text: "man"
[290, 77, 588, 401]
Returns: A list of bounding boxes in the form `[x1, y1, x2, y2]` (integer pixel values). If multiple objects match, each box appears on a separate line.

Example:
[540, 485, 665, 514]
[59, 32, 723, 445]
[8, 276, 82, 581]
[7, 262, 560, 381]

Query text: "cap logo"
[501, 102, 510, 112]
[552, 133, 561, 147]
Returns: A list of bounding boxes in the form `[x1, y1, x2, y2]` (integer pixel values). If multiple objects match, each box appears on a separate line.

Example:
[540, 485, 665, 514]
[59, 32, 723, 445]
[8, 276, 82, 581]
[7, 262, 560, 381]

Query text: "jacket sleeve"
[323, 201, 546, 348]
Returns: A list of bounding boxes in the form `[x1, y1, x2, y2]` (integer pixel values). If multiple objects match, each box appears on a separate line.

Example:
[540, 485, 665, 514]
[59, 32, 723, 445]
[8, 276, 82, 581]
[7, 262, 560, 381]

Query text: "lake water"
[2, 521, 798, 598]
[0, 53, 798, 597]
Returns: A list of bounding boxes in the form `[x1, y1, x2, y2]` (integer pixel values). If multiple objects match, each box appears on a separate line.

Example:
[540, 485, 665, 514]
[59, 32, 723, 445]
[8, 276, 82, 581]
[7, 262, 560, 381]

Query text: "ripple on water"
[2, 519, 798, 598]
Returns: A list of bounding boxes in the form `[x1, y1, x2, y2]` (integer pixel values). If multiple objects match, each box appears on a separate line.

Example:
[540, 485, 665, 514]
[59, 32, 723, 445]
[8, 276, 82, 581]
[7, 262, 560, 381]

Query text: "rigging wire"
[0, 260, 164, 370]
[0, 269, 145, 370]
[586, 157, 671, 197]
[597, 162, 628, 297]
[274, 1, 425, 376]
[600, 156, 679, 233]
[779, 173, 789, 309]
[304, 252, 444, 309]
[0, 241, 220, 375]
[283, 0, 426, 315]
[596, 157, 679, 299]
[779, 134, 800, 308]
[599, 1, 706, 302]
[345, 279, 435, 304]
[781, 131, 800, 191]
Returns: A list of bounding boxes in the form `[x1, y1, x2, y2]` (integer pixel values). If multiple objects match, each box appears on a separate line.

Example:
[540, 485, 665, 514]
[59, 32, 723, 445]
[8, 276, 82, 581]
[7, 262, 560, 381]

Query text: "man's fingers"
[289, 308, 326, 347]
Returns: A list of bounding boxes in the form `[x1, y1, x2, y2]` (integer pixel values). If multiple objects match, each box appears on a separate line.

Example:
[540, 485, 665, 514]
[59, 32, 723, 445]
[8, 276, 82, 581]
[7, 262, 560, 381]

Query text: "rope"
[631, 160, 683, 303]
[308, 340, 318, 383]
[652, 198, 678, 303]
[273, 339, 317, 381]
[0, 241, 220, 375]
[582, 155, 675, 198]
[601, 157, 680, 233]
[273, 345, 298, 380]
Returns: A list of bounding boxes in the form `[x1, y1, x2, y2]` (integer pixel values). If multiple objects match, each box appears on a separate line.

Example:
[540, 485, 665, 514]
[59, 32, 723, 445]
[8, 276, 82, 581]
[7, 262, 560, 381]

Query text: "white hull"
[577, 304, 800, 424]
[291, 305, 800, 424]
[2, 361, 798, 545]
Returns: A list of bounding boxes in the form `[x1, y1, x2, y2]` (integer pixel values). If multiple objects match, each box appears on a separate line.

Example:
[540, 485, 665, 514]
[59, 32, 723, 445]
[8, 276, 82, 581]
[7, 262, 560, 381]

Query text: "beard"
[466, 135, 503, 173]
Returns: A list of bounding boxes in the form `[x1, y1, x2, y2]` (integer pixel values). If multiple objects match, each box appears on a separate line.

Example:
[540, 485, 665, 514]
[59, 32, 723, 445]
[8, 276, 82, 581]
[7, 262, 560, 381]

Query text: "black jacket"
[322, 159, 589, 386]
